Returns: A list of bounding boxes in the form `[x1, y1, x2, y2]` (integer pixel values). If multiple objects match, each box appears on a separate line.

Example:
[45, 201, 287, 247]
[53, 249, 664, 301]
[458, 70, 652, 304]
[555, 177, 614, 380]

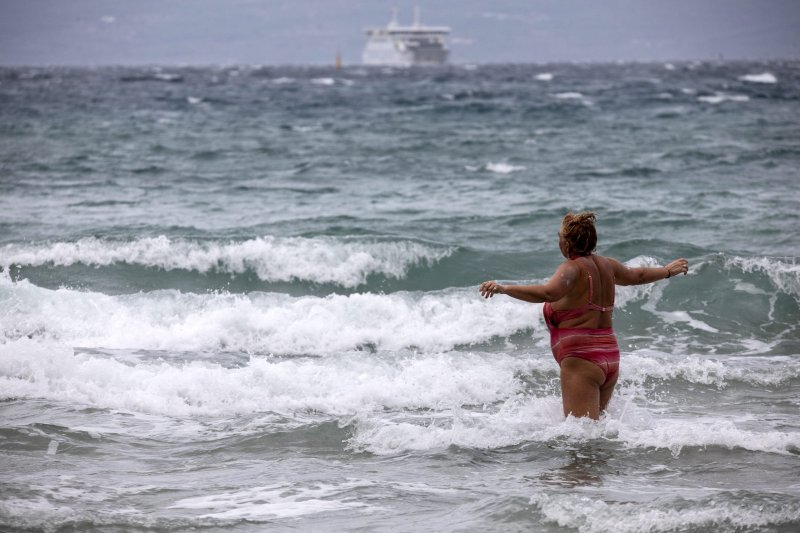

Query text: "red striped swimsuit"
[542, 258, 620, 384]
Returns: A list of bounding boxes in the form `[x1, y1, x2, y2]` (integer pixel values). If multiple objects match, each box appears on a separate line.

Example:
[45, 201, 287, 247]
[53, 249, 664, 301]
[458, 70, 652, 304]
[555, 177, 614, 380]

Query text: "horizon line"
[1, 57, 798, 69]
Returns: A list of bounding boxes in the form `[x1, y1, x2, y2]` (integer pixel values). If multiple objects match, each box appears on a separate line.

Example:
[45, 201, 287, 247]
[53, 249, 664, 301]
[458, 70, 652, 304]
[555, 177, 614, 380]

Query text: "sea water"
[1, 62, 799, 532]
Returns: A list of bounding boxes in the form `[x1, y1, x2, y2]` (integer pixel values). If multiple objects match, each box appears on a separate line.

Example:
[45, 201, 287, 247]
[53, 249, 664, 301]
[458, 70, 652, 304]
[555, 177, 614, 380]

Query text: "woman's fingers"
[479, 281, 498, 298]
[667, 258, 689, 276]
[483, 282, 494, 298]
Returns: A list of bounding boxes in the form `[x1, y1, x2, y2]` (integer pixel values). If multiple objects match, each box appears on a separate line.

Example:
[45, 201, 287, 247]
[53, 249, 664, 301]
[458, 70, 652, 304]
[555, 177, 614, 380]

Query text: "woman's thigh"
[599, 372, 619, 412]
[559, 357, 606, 419]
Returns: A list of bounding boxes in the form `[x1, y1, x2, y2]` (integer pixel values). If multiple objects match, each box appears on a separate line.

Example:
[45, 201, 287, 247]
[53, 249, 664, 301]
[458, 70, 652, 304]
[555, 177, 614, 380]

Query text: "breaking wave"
[0, 236, 454, 288]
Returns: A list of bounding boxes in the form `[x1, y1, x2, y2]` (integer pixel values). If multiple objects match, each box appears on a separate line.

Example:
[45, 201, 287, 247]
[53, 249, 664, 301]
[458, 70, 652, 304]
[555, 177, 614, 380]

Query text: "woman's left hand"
[479, 280, 505, 298]
[664, 258, 689, 277]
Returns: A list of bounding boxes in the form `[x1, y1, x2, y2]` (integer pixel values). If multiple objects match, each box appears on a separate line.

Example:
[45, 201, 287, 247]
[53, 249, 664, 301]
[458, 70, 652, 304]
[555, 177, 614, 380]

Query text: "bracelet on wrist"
[665, 267, 671, 279]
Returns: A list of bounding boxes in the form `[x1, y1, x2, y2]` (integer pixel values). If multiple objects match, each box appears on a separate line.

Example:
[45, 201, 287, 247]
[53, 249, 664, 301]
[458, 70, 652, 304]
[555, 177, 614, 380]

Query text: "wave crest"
[0, 280, 535, 355]
[724, 255, 800, 299]
[0, 236, 454, 288]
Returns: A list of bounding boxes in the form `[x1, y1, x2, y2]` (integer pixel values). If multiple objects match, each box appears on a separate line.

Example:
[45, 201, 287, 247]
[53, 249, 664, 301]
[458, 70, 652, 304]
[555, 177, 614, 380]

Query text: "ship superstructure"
[362, 8, 450, 66]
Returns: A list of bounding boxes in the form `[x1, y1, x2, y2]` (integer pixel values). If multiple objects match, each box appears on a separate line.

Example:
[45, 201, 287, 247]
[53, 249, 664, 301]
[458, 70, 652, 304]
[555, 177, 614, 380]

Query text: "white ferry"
[362, 8, 451, 66]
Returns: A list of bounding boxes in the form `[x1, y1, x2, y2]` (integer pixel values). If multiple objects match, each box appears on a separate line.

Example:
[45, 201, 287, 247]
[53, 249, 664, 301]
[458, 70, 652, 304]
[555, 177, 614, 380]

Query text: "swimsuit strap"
[546, 257, 615, 326]
[578, 256, 613, 313]
[586, 274, 613, 313]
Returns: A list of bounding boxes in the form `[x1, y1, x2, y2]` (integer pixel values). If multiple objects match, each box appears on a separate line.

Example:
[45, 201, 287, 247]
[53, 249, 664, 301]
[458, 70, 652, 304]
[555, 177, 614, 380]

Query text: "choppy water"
[1, 62, 799, 532]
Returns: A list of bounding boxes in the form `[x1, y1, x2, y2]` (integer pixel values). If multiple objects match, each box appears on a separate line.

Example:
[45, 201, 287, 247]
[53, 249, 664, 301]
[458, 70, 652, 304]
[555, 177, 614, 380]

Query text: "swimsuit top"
[543, 257, 614, 329]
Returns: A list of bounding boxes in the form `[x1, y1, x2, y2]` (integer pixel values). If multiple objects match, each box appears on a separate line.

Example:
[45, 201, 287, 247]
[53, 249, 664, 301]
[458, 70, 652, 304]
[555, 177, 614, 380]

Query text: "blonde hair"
[561, 212, 597, 257]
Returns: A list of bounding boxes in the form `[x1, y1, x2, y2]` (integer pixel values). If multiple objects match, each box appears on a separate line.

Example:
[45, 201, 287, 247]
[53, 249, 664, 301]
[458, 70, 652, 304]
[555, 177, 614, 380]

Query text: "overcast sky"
[2, 0, 799, 66]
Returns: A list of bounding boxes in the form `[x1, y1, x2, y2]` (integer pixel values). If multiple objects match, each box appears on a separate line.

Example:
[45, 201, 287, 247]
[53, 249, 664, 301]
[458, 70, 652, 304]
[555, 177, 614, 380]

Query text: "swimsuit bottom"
[549, 327, 620, 385]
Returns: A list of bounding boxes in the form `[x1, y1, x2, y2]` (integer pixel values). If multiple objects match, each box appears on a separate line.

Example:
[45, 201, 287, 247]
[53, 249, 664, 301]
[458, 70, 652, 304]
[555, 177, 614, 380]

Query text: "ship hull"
[362, 18, 450, 66]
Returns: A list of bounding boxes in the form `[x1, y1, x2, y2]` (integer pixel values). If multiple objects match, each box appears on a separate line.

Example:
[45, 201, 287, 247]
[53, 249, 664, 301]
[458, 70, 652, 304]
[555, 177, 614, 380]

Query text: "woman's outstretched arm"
[609, 257, 688, 286]
[479, 261, 580, 303]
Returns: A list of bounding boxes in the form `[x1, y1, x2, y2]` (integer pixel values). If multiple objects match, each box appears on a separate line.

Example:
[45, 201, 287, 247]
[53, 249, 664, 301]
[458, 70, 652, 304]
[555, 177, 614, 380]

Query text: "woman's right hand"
[664, 258, 689, 277]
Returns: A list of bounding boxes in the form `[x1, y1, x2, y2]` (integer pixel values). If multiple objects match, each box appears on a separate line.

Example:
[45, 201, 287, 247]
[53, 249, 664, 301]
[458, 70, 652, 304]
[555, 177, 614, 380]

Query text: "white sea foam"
[534, 73, 553, 81]
[0, 339, 533, 417]
[153, 73, 181, 82]
[347, 388, 800, 456]
[611, 416, 799, 457]
[697, 93, 749, 104]
[660, 309, 718, 332]
[725, 255, 800, 299]
[621, 351, 798, 386]
[347, 395, 565, 454]
[733, 280, 769, 296]
[0, 236, 453, 287]
[485, 162, 526, 174]
[46, 440, 59, 455]
[531, 492, 800, 533]
[554, 92, 584, 100]
[311, 77, 336, 86]
[4, 328, 798, 456]
[2, 253, 786, 360]
[0, 277, 536, 354]
[739, 72, 777, 84]
[4, 326, 795, 423]
[186, 96, 203, 105]
[167, 479, 455, 521]
[0, 494, 180, 530]
[169, 482, 371, 519]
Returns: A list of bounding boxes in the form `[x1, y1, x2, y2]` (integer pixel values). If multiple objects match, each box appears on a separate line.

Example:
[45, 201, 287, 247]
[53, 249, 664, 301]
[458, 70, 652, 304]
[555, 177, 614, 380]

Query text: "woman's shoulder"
[556, 258, 583, 280]
[581, 254, 618, 273]
[593, 254, 620, 266]
[592, 255, 625, 278]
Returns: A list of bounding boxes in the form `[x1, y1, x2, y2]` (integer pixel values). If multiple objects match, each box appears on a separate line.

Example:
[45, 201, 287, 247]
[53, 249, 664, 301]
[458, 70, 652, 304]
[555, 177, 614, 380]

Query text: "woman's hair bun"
[561, 211, 597, 257]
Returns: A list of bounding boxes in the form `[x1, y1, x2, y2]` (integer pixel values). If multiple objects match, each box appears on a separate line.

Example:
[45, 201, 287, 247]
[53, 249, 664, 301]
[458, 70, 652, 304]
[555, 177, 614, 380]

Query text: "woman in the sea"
[479, 212, 689, 419]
